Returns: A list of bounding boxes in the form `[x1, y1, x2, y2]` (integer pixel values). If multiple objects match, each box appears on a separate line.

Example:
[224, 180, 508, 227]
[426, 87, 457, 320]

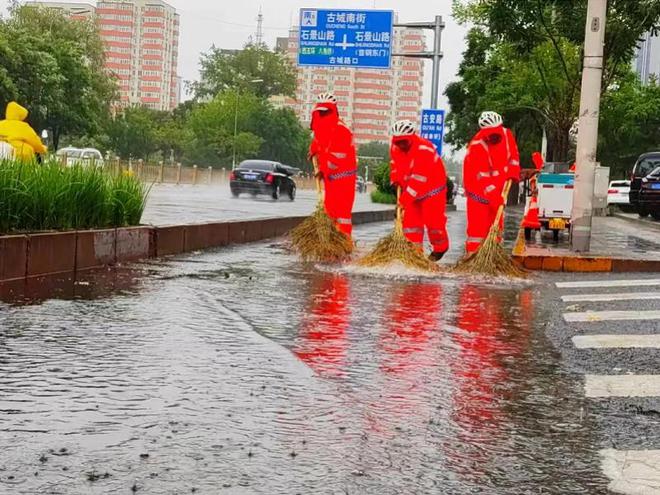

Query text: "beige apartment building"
[283, 26, 426, 144]
[28, 0, 180, 111]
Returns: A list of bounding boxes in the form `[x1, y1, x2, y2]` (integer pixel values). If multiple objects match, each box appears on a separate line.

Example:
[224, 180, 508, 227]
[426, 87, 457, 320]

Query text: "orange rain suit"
[463, 126, 520, 253]
[391, 135, 449, 253]
[309, 101, 357, 237]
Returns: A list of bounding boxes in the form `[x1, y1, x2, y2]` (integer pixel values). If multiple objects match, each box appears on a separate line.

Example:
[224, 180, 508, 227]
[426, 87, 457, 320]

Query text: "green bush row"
[0, 159, 148, 234]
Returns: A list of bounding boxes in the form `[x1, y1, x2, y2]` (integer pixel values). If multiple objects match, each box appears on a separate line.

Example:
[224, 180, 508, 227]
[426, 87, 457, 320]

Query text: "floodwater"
[0, 223, 610, 494]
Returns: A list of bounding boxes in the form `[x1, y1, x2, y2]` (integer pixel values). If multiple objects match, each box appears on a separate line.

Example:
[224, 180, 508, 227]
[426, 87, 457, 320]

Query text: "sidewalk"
[513, 216, 660, 272]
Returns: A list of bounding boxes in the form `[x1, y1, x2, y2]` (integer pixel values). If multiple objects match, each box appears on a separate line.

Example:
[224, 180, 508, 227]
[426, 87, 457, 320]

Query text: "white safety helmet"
[316, 92, 337, 104]
[478, 111, 503, 129]
[391, 119, 417, 137]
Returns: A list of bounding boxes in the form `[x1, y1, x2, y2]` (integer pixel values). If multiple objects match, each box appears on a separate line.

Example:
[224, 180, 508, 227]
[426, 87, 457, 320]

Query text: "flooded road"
[0, 222, 617, 494]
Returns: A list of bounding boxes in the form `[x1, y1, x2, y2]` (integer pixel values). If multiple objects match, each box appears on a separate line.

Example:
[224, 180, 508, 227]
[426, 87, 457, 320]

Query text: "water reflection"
[446, 284, 533, 485]
[0, 267, 145, 306]
[293, 273, 351, 378]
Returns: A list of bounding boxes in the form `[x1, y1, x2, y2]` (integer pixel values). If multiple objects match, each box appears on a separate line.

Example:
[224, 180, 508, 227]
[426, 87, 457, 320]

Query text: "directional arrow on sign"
[337, 34, 356, 51]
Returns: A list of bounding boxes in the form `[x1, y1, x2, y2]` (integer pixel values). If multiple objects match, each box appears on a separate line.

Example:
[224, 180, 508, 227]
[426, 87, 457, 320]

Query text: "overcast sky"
[3, 0, 468, 107]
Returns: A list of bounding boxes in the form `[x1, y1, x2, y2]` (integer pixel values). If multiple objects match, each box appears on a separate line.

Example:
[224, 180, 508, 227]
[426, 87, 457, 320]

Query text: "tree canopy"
[447, 0, 660, 176]
[190, 43, 297, 100]
[0, 3, 116, 149]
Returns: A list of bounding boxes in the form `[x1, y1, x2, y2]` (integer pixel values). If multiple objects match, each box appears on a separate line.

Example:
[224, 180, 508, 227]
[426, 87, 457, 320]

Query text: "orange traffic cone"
[523, 194, 541, 230]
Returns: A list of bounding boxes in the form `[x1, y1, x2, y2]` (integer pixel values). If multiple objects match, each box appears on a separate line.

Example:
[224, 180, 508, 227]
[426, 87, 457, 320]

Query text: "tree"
[599, 73, 660, 177]
[0, 4, 116, 149]
[191, 43, 296, 100]
[252, 106, 310, 167]
[358, 141, 390, 161]
[185, 90, 264, 166]
[448, 1, 660, 162]
[106, 107, 160, 160]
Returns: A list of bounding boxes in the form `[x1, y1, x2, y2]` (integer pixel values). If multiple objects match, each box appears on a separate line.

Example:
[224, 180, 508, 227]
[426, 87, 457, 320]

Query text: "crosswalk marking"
[573, 335, 660, 349]
[585, 375, 660, 398]
[563, 310, 660, 323]
[600, 449, 660, 495]
[557, 280, 660, 492]
[556, 279, 660, 289]
[561, 292, 660, 303]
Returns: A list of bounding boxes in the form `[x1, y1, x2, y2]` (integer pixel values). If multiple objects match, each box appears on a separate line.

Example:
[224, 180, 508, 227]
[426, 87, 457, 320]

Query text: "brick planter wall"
[0, 209, 396, 283]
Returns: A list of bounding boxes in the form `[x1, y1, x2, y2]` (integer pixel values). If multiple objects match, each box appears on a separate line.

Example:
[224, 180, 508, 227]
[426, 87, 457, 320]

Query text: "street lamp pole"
[232, 78, 263, 170]
[570, 0, 608, 252]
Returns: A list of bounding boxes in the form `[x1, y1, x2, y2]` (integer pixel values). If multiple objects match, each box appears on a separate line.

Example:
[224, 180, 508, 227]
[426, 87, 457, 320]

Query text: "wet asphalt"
[0, 216, 658, 494]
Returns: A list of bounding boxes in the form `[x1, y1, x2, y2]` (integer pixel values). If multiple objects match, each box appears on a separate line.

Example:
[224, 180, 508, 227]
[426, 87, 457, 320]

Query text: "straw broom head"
[454, 180, 526, 278]
[290, 201, 354, 262]
[358, 187, 439, 272]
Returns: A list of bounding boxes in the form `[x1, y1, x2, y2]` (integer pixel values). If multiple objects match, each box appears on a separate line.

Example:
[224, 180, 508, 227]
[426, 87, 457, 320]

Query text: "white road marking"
[556, 279, 660, 289]
[600, 449, 660, 495]
[585, 375, 660, 398]
[573, 335, 660, 349]
[563, 311, 660, 323]
[562, 292, 660, 303]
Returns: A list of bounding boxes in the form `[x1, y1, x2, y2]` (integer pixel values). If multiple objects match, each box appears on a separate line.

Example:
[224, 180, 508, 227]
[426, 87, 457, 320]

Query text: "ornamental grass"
[0, 158, 148, 234]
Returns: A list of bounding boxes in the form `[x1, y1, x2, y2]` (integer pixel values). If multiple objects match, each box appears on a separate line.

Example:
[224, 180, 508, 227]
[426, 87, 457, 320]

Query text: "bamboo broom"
[454, 180, 526, 277]
[290, 156, 353, 262]
[358, 187, 439, 272]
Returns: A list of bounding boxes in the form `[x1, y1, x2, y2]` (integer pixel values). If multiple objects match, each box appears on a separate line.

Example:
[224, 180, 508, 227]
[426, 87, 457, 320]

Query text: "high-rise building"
[634, 32, 660, 85]
[28, 0, 180, 111]
[284, 26, 426, 144]
[26, 1, 96, 19]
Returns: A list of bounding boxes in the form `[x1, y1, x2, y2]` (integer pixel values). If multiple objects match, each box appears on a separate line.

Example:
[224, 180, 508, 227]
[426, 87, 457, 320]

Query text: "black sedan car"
[639, 166, 660, 220]
[230, 160, 297, 200]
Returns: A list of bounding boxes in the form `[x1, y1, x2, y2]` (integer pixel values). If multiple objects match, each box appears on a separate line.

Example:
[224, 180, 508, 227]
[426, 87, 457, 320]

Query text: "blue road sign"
[420, 109, 446, 157]
[298, 9, 393, 69]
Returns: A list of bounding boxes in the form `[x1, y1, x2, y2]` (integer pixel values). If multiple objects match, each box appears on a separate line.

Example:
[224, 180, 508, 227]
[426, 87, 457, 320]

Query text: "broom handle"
[312, 155, 323, 202]
[493, 180, 513, 233]
[395, 186, 403, 234]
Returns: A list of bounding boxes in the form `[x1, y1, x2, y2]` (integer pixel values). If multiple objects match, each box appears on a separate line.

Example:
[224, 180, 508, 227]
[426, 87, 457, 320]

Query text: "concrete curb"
[0, 209, 396, 283]
[512, 232, 660, 273]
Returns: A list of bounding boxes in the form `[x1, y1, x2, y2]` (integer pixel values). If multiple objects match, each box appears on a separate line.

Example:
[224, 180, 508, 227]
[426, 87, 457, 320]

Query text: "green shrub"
[0, 159, 148, 234]
[371, 189, 397, 205]
[373, 161, 395, 196]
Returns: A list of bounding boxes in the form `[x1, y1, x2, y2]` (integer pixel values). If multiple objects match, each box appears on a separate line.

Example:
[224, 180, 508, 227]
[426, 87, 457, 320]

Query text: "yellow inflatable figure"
[0, 101, 47, 161]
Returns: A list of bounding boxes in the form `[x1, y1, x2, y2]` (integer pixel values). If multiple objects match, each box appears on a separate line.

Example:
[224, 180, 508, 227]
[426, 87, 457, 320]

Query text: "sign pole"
[570, 0, 607, 252]
[430, 15, 443, 109]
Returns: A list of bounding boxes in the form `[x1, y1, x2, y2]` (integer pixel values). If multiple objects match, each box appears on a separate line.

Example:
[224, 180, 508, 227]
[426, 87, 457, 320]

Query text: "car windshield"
[636, 157, 660, 177]
[239, 161, 274, 171]
[57, 149, 82, 158]
[649, 167, 660, 178]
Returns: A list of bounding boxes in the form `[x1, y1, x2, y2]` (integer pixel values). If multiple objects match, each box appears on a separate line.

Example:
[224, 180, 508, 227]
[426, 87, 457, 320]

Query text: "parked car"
[356, 176, 367, 193]
[607, 180, 631, 210]
[56, 147, 105, 167]
[230, 160, 297, 200]
[638, 166, 660, 220]
[629, 152, 660, 217]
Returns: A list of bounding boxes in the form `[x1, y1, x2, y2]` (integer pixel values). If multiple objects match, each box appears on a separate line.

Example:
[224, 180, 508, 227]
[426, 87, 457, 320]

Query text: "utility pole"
[571, 0, 608, 252]
[393, 16, 445, 109]
[255, 7, 264, 46]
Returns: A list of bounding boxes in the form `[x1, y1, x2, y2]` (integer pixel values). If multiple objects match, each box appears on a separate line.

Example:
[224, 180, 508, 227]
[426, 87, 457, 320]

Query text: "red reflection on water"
[293, 274, 351, 378]
[370, 282, 444, 437]
[380, 283, 443, 374]
[447, 284, 534, 480]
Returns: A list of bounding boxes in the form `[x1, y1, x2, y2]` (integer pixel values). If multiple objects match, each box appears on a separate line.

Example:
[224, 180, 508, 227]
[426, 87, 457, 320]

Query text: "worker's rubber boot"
[429, 251, 447, 262]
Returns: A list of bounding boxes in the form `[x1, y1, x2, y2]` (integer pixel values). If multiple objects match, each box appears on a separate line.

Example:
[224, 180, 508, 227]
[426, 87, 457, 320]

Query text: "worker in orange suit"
[309, 92, 357, 237]
[391, 120, 449, 261]
[293, 274, 351, 378]
[463, 111, 521, 254]
[0, 101, 47, 161]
